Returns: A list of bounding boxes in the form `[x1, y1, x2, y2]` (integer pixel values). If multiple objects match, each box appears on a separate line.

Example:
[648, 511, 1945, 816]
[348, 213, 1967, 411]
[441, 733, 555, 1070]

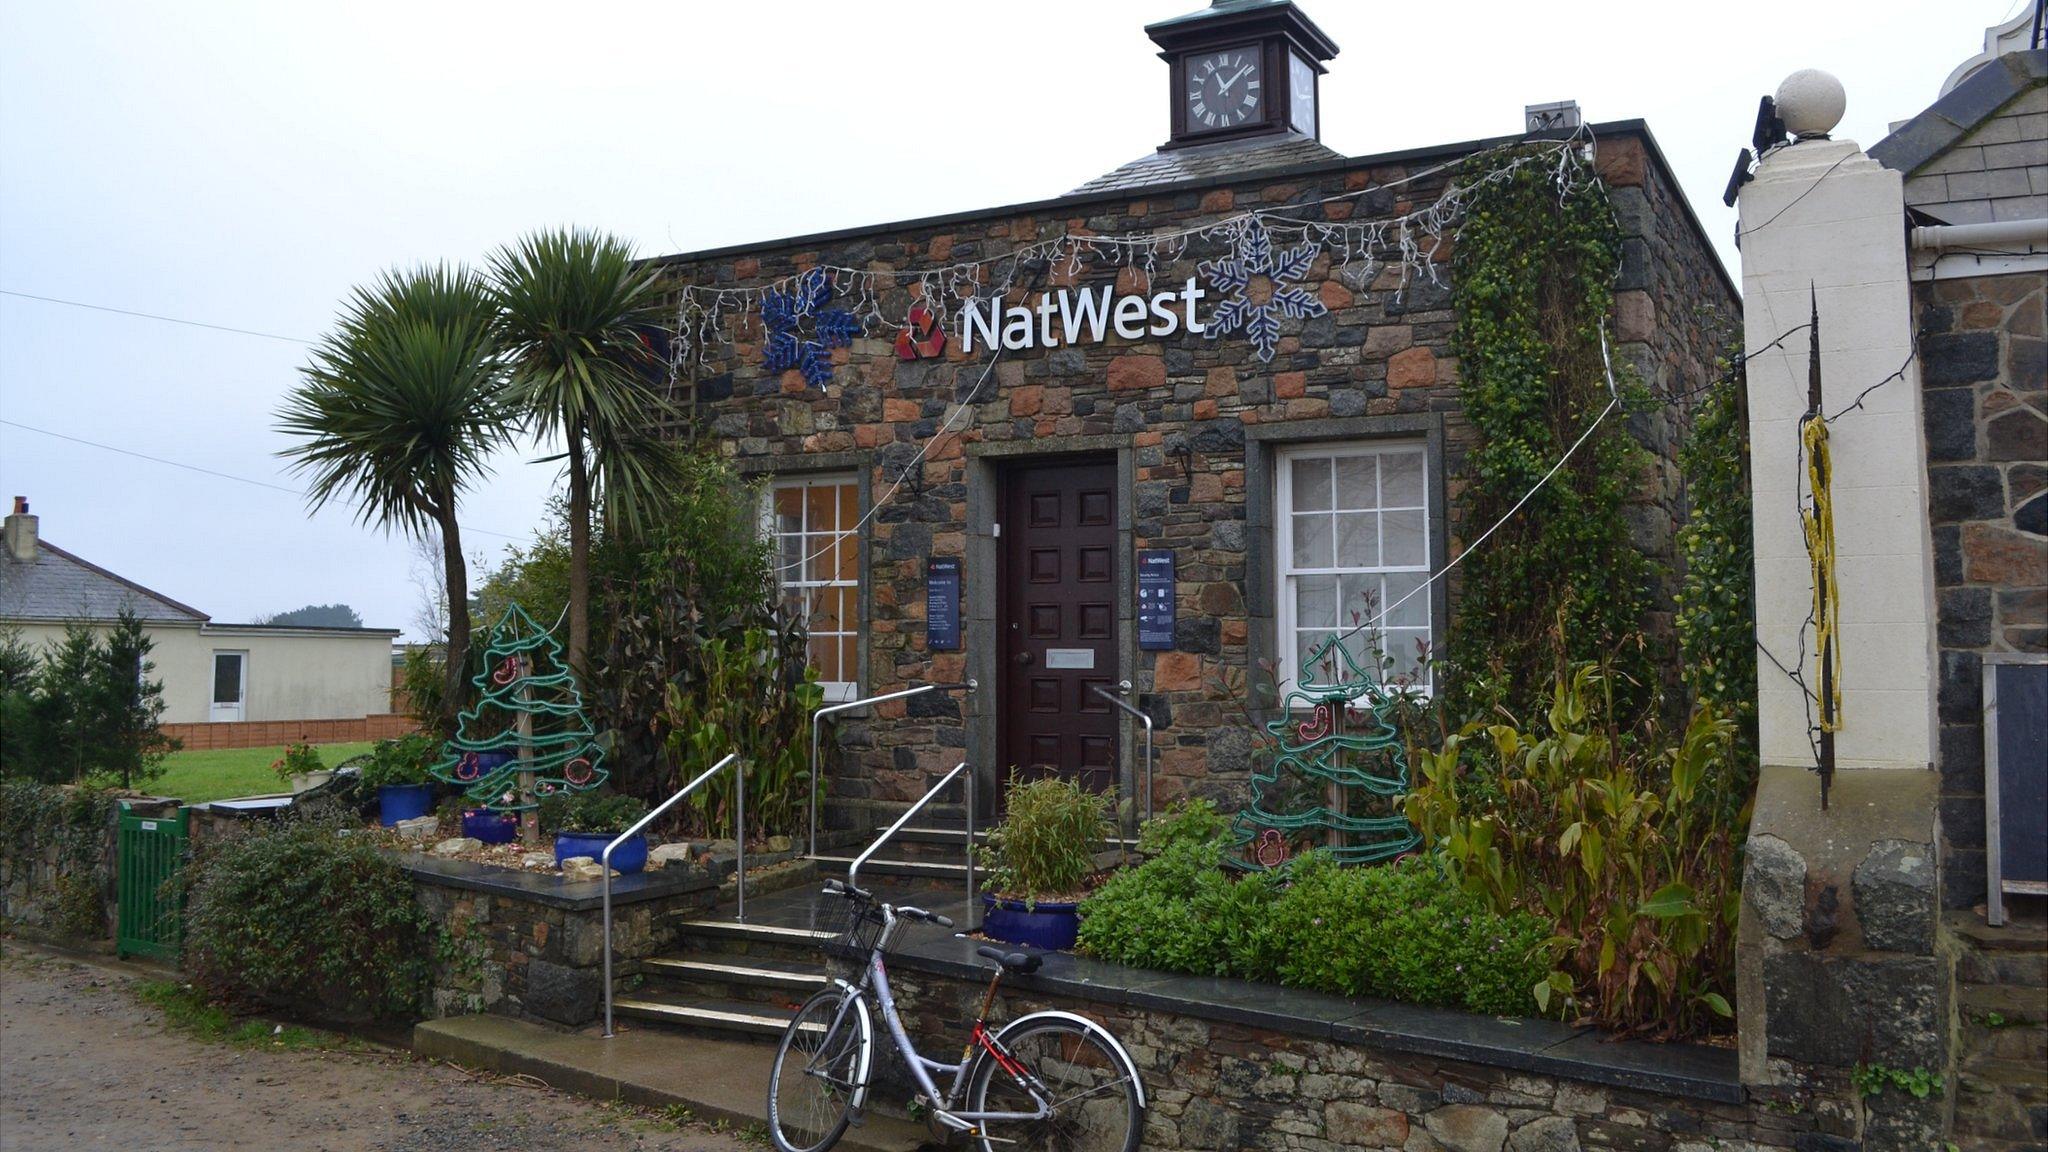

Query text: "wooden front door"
[999, 459, 1119, 796]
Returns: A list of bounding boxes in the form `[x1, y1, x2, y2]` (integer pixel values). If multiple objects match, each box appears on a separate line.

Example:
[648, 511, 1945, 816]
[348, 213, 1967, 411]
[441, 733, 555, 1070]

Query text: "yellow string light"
[1799, 413, 1841, 734]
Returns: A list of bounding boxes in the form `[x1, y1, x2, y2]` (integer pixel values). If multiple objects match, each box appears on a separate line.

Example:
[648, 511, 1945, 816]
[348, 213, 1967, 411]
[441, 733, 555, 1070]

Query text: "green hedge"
[183, 819, 434, 1022]
[1078, 831, 1555, 1017]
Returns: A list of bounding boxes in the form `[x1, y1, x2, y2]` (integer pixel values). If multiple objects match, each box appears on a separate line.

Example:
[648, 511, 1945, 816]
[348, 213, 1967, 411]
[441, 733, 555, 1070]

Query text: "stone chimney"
[4, 497, 37, 563]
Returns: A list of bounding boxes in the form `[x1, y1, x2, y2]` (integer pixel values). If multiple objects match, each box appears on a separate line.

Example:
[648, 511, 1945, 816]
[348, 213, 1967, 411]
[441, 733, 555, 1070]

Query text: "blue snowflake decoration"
[1197, 217, 1327, 363]
[761, 268, 859, 390]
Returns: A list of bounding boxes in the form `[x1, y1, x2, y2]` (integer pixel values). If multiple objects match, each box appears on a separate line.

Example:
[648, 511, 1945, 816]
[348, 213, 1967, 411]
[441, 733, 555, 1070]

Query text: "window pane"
[1338, 572, 1380, 628]
[211, 654, 241, 704]
[1297, 630, 1337, 684]
[806, 484, 837, 534]
[778, 533, 803, 577]
[1382, 509, 1426, 566]
[1295, 575, 1337, 628]
[807, 537, 837, 583]
[1382, 628, 1430, 683]
[809, 586, 840, 632]
[836, 532, 859, 582]
[1291, 513, 1332, 568]
[840, 638, 858, 683]
[1291, 457, 1332, 511]
[775, 486, 803, 524]
[1381, 451, 1424, 508]
[1335, 511, 1378, 567]
[1383, 572, 1430, 628]
[1334, 455, 1376, 509]
[809, 636, 838, 682]
[837, 483, 858, 529]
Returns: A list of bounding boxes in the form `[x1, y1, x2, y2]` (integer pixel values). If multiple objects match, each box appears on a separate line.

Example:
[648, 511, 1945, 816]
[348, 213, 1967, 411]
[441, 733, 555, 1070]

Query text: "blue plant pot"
[462, 808, 519, 845]
[981, 894, 1080, 951]
[555, 830, 645, 874]
[377, 784, 434, 826]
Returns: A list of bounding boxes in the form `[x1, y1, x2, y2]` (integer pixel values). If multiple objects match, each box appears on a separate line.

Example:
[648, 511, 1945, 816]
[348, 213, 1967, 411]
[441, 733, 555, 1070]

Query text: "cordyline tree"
[277, 265, 512, 722]
[488, 228, 680, 673]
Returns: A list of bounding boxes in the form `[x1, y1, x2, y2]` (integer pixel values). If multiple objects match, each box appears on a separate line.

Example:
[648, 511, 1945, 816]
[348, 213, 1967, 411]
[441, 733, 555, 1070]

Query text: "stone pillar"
[1734, 72, 1950, 1151]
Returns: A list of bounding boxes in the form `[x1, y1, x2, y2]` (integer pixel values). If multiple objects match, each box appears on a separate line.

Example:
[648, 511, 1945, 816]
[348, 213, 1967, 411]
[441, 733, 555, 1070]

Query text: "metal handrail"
[1091, 681, 1155, 828]
[808, 681, 976, 858]
[848, 761, 975, 929]
[603, 750, 741, 1038]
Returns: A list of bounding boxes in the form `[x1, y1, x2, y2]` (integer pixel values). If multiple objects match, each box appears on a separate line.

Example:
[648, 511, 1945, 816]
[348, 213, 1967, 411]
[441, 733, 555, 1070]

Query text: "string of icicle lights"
[664, 125, 1602, 380]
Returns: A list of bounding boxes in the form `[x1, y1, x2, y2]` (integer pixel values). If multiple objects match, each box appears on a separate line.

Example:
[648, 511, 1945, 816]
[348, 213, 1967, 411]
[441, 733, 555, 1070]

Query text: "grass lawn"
[155, 742, 375, 804]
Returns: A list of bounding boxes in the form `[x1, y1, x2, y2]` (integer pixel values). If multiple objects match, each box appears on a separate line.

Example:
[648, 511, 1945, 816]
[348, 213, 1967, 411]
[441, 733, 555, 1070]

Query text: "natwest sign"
[959, 278, 1208, 353]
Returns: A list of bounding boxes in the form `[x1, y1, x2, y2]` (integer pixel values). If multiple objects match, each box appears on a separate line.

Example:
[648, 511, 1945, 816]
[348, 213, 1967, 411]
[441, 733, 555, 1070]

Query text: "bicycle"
[766, 878, 1147, 1152]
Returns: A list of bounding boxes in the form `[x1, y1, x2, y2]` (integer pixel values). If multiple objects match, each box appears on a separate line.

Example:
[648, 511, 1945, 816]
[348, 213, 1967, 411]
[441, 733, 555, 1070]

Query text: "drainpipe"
[1909, 218, 2048, 253]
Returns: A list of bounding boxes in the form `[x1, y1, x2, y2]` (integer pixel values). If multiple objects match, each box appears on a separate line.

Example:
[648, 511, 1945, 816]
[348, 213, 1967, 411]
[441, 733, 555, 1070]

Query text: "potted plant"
[358, 732, 440, 826]
[455, 751, 519, 843]
[271, 741, 329, 793]
[977, 775, 1112, 950]
[539, 792, 651, 874]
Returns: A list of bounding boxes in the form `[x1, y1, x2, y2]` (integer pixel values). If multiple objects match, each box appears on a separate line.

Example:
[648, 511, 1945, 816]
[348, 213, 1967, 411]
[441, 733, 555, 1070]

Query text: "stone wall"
[0, 785, 172, 946]
[407, 859, 722, 1026]
[1916, 268, 2048, 911]
[876, 946, 1860, 1152]
[655, 126, 1738, 818]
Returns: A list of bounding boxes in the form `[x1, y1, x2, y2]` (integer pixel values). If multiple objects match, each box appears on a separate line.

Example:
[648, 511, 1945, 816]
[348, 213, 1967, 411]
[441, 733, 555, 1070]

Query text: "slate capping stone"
[884, 929, 1743, 1104]
[398, 852, 722, 912]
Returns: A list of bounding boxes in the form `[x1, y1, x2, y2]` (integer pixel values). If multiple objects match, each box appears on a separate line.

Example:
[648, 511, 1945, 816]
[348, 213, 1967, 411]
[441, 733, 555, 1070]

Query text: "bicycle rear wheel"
[767, 987, 871, 1152]
[966, 1016, 1143, 1152]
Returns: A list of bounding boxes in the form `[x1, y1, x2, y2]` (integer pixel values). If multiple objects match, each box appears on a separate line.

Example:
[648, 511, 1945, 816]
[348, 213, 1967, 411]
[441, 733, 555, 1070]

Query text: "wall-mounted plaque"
[926, 557, 961, 651]
[1138, 550, 1176, 650]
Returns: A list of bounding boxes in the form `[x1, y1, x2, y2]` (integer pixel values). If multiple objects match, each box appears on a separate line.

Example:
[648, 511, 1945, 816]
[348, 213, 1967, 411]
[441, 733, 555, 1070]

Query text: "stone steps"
[611, 992, 805, 1038]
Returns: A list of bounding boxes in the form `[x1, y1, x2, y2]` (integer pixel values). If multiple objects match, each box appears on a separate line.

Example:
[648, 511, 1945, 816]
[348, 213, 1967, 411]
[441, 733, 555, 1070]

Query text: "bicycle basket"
[840, 899, 886, 958]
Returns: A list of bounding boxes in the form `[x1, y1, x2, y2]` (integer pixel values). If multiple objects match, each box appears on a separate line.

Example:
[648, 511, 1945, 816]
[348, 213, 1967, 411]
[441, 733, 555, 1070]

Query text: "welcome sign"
[958, 278, 1209, 352]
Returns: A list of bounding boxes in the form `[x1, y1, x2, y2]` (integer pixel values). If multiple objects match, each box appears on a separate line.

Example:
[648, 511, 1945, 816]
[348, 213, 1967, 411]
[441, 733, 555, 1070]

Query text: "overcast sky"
[0, 0, 2016, 640]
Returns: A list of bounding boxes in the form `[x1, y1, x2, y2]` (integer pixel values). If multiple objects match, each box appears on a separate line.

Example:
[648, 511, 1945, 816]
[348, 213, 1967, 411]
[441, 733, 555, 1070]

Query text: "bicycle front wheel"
[767, 987, 871, 1152]
[967, 1016, 1144, 1152]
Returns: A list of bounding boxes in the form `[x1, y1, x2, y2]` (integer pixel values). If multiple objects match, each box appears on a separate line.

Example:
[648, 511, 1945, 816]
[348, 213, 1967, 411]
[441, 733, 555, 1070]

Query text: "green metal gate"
[116, 805, 188, 960]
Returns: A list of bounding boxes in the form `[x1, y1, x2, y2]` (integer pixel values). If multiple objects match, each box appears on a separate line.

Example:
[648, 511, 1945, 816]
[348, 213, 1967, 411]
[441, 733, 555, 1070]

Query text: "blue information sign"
[1137, 550, 1175, 650]
[926, 557, 961, 651]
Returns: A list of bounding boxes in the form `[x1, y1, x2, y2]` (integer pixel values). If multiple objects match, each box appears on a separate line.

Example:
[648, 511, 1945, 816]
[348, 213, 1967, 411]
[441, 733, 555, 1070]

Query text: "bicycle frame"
[810, 904, 1052, 1133]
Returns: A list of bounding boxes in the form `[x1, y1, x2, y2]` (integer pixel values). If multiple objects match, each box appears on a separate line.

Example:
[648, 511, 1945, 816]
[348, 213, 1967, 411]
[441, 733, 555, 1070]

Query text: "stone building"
[648, 0, 1737, 829]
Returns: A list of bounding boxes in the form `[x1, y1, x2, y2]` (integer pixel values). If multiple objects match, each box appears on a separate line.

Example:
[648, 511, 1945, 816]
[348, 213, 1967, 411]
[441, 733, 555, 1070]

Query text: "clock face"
[1184, 46, 1262, 133]
[1289, 53, 1317, 136]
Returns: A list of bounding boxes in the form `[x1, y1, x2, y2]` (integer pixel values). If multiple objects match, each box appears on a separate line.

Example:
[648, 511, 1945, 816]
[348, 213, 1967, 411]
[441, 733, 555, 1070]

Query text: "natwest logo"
[959, 278, 1207, 353]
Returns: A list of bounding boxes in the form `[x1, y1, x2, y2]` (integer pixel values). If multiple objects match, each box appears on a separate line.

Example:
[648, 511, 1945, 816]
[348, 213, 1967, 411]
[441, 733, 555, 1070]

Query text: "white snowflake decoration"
[1198, 216, 1327, 363]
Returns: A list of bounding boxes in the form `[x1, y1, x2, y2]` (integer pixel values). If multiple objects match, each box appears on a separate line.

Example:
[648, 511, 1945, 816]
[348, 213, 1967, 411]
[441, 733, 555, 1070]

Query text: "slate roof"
[1870, 48, 2047, 176]
[1067, 132, 1345, 196]
[0, 541, 208, 624]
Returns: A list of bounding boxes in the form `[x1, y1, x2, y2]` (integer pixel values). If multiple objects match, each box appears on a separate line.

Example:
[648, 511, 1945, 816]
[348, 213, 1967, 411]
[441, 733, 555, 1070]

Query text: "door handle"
[1015, 651, 1033, 666]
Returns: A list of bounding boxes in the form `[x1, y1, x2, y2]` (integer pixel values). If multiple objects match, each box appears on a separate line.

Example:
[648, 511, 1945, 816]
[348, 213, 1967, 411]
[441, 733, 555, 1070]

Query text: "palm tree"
[488, 227, 679, 671]
[277, 265, 510, 722]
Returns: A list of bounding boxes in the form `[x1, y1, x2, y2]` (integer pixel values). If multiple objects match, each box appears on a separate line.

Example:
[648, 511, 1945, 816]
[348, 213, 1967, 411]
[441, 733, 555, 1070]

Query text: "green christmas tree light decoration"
[1233, 634, 1422, 869]
[433, 604, 607, 815]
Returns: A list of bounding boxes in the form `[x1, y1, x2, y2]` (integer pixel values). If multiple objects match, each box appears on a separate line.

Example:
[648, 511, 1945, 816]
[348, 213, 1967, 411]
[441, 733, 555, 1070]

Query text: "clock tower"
[1147, 0, 1339, 151]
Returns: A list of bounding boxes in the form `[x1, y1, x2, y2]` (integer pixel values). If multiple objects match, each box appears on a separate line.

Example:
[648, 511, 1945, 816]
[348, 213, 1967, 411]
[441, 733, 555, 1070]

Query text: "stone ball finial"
[1776, 69, 1846, 139]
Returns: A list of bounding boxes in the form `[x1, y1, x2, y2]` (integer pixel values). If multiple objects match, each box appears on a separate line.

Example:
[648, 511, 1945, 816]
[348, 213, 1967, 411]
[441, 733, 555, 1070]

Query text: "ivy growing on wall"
[1675, 354, 1759, 795]
[0, 780, 116, 938]
[1444, 151, 1657, 724]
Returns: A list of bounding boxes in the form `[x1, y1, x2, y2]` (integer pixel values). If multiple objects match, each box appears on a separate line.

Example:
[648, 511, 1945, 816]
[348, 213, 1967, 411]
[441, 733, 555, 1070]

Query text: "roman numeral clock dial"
[1185, 47, 1260, 132]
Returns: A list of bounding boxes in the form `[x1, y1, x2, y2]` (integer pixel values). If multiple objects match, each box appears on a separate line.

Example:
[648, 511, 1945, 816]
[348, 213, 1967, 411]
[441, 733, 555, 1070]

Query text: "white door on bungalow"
[209, 650, 246, 722]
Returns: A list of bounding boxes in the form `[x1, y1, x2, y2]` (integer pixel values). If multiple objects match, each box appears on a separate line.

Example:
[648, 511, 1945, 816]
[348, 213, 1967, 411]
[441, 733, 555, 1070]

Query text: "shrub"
[1078, 837, 1280, 979]
[1263, 853, 1554, 1015]
[0, 780, 114, 938]
[977, 775, 1111, 902]
[537, 791, 648, 835]
[1136, 797, 1230, 856]
[1405, 661, 1743, 1038]
[353, 732, 439, 790]
[183, 817, 434, 1022]
[1079, 837, 1552, 1015]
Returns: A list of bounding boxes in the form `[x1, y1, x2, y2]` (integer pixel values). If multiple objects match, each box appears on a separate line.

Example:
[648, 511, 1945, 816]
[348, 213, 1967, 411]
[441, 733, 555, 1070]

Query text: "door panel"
[209, 651, 246, 723]
[999, 460, 1119, 797]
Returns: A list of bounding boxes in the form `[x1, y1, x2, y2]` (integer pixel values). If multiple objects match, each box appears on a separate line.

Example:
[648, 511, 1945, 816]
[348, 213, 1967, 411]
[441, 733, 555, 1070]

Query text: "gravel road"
[0, 947, 752, 1152]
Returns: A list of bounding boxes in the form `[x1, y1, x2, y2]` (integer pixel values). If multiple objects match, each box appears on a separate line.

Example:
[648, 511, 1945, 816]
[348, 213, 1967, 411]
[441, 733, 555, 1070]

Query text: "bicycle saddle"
[976, 944, 1043, 975]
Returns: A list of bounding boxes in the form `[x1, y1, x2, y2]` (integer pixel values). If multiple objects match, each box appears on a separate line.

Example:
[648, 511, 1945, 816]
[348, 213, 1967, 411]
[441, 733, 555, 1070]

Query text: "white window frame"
[763, 473, 861, 703]
[1275, 440, 1435, 696]
[209, 649, 248, 722]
